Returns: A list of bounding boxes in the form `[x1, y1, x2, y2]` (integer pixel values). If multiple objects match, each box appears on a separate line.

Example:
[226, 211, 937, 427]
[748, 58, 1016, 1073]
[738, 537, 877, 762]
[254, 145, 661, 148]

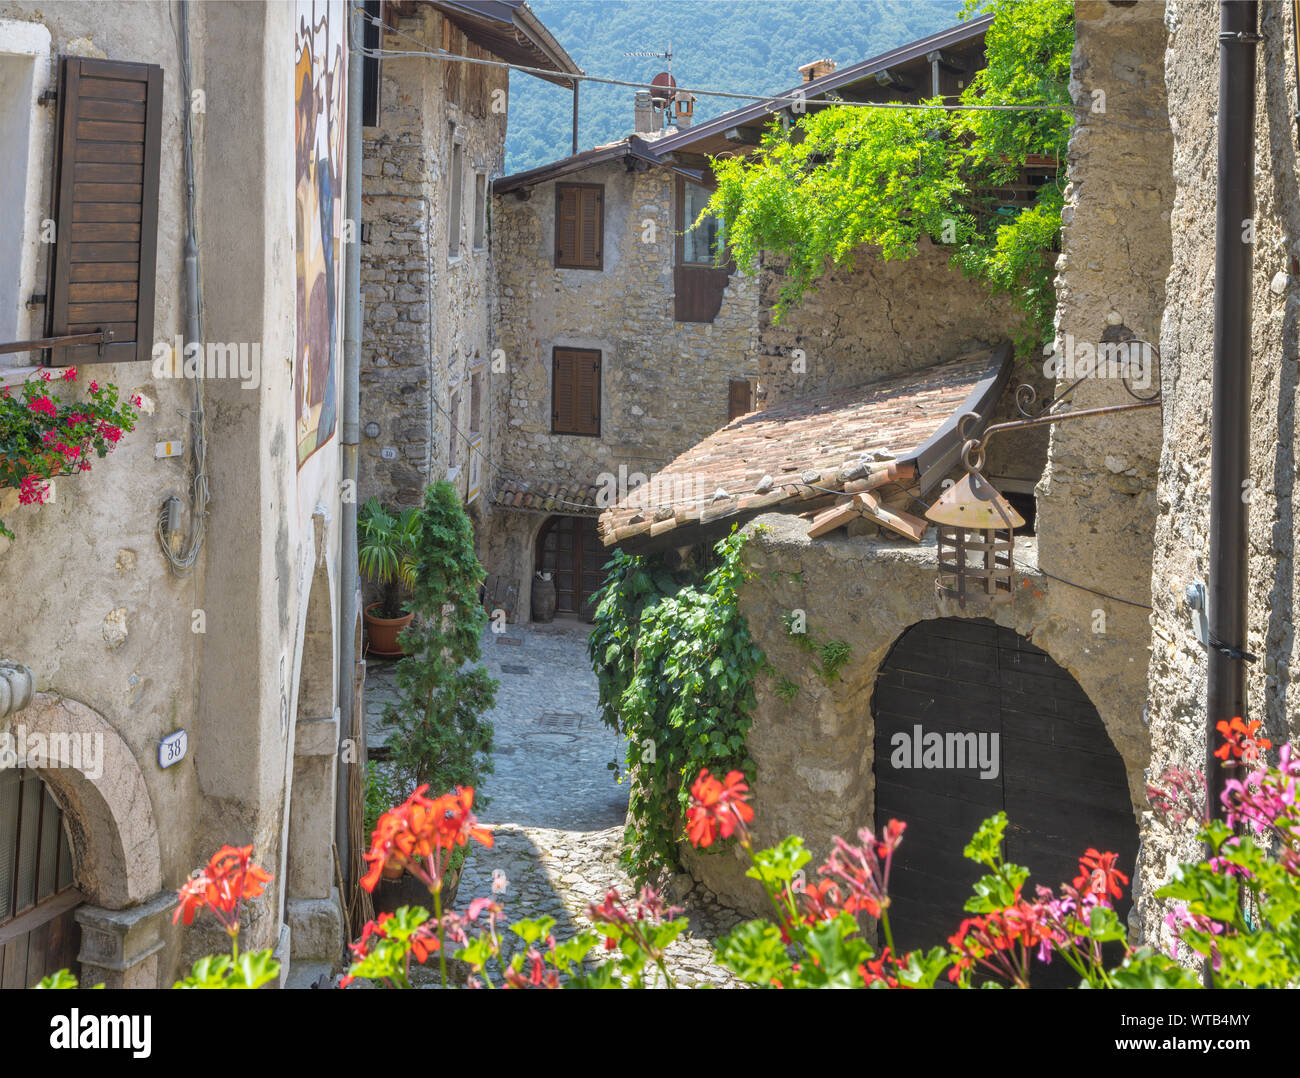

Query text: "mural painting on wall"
[294, 0, 347, 468]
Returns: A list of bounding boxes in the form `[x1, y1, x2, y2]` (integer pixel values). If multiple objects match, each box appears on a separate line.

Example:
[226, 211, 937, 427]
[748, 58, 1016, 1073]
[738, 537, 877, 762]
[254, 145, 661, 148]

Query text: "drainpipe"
[1207, 1, 1259, 822]
[337, 2, 364, 915]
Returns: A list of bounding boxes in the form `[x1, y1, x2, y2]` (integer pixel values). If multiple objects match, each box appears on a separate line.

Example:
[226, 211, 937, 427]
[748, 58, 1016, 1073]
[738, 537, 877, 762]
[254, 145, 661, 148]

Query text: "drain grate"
[500, 664, 530, 675]
[537, 711, 583, 730]
[495, 636, 524, 647]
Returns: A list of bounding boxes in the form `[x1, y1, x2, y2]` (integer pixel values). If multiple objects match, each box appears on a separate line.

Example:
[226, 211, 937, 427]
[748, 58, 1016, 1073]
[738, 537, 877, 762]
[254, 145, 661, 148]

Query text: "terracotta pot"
[531, 575, 556, 623]
[372, 863, 462, 917]
[365, 602, 414, 657]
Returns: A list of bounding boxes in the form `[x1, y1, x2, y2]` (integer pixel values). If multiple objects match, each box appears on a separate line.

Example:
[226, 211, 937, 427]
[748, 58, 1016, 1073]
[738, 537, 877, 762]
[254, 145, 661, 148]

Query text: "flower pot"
[531, 575, 556, 623]
[365, 602, 414, 658]
[371, 862, 462, 917]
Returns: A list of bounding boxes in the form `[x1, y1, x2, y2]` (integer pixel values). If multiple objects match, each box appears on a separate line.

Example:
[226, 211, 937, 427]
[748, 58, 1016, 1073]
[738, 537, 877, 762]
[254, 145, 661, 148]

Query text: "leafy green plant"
[706, 0, 1073, 352]
[783, 613, 852, 685]
[358, 497, 422, 618]
[384, 481, 497, 796]
[587, 528, 766, 882]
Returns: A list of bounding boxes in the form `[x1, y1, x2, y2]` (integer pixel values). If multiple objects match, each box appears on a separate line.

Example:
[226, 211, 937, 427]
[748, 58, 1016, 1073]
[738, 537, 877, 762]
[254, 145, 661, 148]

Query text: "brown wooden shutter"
[552, 347, 599, 435]
[555, 184, 603, 269]
[579, 187, 602, 268]
[555, 186, 578, 267]
[575, 350, 600, 435]
[728, 378, 753, 420]
[46, 57, 162, 367]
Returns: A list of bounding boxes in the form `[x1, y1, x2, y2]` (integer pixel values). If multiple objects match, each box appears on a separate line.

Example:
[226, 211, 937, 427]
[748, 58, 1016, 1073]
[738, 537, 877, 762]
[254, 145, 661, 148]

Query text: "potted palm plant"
[359, 497, 421, 657]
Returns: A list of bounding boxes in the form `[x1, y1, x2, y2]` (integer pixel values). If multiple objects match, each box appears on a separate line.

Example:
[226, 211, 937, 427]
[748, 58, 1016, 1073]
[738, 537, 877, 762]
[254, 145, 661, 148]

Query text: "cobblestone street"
[365, 619, 746, 987]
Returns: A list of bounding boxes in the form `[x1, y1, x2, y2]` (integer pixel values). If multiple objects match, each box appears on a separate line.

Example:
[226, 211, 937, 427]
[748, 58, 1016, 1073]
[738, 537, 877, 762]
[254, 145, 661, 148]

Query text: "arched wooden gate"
[0, 767, 81, 988]
[871, 617, 1136, 987]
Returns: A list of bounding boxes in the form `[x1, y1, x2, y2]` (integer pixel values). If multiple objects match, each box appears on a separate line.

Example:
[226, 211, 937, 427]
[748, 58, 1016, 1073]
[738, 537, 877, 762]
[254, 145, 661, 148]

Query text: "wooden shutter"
[46, 57, 163, 367]
[555, 184, 602, 269]
[552, 347, 599, 435]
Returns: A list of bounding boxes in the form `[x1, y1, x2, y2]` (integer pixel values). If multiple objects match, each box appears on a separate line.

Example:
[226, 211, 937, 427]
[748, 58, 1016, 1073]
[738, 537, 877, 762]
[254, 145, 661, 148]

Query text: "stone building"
[0, 0, 359, 987]
[357, 0, 579, 527]
[482, 13, 1011, 623]
[595, 0, 1300, 970]
[593, 0, 1223, 966]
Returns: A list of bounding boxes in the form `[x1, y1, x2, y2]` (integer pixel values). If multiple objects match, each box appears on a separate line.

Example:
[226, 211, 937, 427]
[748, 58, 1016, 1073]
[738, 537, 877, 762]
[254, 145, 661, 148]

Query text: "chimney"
[634, 90, 661, 135]
[673, 90, 695, 129]
[798, 58, 836, 83]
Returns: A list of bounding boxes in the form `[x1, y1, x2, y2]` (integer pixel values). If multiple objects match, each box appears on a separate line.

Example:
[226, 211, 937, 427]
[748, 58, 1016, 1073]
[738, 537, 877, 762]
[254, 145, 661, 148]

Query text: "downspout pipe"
[337, 2, 364, 922]
[1207, 1, 1260, 821]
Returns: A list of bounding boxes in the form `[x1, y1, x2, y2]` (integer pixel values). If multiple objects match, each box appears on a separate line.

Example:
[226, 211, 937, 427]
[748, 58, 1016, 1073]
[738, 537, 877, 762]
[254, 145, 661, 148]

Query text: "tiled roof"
[492, 476, 606, 515]
[598, 345, 1011, 551]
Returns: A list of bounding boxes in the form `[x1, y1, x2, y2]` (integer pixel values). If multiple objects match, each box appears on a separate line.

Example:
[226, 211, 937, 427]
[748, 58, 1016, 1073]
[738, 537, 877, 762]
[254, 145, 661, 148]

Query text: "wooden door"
[871, 618, 1136, 987]
[0, 768, 82, 989]
[536, 515, 605, 620]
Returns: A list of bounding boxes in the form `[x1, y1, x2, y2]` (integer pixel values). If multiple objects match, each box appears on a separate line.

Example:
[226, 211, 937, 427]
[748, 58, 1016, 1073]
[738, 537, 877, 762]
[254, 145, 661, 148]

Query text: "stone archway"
[871, 617, 1138, 985]
[1, 693, 169, 988]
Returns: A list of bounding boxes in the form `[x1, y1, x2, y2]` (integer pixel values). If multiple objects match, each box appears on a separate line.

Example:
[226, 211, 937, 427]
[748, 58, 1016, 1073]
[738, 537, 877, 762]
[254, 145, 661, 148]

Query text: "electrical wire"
[160, 0, 211, 575]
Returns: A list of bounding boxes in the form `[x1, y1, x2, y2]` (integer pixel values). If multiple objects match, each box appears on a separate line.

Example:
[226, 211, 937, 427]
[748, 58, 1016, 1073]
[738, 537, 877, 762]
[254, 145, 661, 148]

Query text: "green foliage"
[783, 613, 852, 685]
[358, 497, 422, 618]
[384, 481, 497, 797]
[174, 950, 281, 990]
[33, 969, 102, 989]
[588, 529, 766, 881]
[707, 0, 1074, 352]
[506, 1, 964, 174]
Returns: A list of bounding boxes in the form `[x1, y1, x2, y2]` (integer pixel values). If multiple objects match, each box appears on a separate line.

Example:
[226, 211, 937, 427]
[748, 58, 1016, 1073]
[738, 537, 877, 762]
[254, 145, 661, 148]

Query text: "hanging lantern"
[925, 448, 1025, 607]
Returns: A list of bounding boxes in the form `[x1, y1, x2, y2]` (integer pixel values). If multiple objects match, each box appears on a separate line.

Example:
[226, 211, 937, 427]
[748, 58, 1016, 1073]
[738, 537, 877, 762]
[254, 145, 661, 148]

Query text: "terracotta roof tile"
[598, 346, 1010, 549]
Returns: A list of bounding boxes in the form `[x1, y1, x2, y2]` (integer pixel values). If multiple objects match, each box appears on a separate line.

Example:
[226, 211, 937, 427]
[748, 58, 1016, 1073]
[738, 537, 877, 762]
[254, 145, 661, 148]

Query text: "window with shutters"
[472, 171, 487, 250]
[468, 369, 482, 434]
[554, 183, 603, 270]
[448, 390, 461, 468]
[361, 0, 382, 127]
[45, 56, 163, 367]
[448, 131, 464, 260]
[551, 347, 600, 436]
[728, 378, 754, 420]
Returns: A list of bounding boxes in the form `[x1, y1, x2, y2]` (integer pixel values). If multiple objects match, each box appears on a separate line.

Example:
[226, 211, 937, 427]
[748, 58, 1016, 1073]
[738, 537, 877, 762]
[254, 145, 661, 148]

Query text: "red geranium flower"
[173, 844, 273, 935]
[685, 769, 755, 848]
[1215, 716, 1271, 765]
[1072, 849, 1128, 901]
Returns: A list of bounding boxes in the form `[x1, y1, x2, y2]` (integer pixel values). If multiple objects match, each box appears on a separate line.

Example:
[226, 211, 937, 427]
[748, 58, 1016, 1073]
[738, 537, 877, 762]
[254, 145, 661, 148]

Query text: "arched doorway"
[0, 767, 81, 988]
[535, 515, 604, 620]
[871, 617, 1137, 986]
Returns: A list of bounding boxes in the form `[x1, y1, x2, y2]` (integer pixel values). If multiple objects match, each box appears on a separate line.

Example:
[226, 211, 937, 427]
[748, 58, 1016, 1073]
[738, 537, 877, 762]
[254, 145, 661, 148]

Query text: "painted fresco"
[294, 0, 346, 467]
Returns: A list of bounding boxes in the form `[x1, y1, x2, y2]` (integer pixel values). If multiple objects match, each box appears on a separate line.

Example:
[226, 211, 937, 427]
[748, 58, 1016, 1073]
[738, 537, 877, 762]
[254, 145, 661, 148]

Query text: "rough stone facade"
[674, 2, 1177, 931]
[0, 0, 351, 986]
[484, 157, 760, 620]
[1141, 0, 1300, 943]
[360, 6, 506, 514]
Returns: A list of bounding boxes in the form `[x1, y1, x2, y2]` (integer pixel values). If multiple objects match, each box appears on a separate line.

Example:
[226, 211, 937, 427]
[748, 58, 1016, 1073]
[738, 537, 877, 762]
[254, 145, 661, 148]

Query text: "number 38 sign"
[159, 729, 188, 769]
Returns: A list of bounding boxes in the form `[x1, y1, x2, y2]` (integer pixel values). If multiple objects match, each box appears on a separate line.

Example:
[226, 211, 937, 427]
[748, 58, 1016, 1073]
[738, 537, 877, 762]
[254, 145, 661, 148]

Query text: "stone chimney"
[798, 58, 836, 83]
[634, 90, 661, 135]
[672, 90, 695, 129]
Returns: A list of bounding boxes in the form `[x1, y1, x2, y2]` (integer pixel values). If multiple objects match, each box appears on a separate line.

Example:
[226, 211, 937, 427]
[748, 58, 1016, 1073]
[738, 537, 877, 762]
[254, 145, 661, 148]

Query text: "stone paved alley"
[364, 619, 745, 987]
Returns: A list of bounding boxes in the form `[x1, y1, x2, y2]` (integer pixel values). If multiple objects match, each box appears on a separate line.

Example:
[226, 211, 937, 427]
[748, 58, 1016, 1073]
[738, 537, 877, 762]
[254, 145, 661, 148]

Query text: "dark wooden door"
[536, 515, 605, 620]
[0, 768, 82, 989]
[871, 618, 1136, 987]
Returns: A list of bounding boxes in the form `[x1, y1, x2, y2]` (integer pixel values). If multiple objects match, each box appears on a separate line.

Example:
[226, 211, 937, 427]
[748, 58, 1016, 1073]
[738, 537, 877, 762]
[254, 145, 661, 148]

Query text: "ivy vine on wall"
[588, 529, 766, 883]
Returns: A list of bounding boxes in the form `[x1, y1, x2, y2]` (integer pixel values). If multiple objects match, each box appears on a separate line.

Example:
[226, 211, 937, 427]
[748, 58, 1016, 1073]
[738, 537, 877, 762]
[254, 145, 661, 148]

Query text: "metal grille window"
[0, 767, 76, 925]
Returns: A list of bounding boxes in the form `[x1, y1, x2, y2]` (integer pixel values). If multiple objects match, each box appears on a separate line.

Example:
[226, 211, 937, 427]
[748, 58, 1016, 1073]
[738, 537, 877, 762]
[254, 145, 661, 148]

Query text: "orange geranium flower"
[173, 845, 273, 934]
[360, 785, 494, 892]
[685, 769, 755, 848]
[1215, 716, 1272, 765]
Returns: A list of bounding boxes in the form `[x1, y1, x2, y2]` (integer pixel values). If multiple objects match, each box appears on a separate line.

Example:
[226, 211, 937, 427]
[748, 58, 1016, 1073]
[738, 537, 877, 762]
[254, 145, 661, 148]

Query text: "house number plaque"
[159, 729, 188, 769]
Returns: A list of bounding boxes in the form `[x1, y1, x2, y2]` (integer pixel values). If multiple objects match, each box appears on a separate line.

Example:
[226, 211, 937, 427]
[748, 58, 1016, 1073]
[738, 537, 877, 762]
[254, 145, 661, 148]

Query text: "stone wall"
[1142, 0, 1300, 943]
[0, 0, 347, 985]
[485, 157, 761, 618]
[359, 6, 506, 512]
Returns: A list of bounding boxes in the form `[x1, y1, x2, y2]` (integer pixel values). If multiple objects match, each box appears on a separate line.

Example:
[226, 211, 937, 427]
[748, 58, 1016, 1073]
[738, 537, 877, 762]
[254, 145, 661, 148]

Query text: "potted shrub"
[358, 497, 421, 657]
[385, 480, 497, 794]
